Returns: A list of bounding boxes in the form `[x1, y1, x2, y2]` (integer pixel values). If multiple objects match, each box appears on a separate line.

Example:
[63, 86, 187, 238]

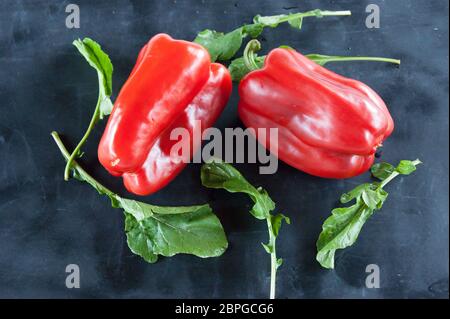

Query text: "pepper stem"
[243, 39, 262, 72]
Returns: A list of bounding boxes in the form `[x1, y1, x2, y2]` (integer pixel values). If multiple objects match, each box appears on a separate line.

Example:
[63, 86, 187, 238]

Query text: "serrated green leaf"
[396, 160, 420, 175]
[262, 242, 273, 254]
[194, 28, 245, 62]
[316, 200, 374, 269]
[371, 162, 396, 181]
[317, 159, 420, 269]
[124, 204, 228, 262]
[73, 38, 113, 118]
[270, 214, 290, 237]
[340, 184, 370, 203]
[288, 16, 303, 29]
[253, 14, 284, 27]
[376, 189, 388, 209]
[276, 258, 283, 268]
[362, 188, 380, 210]
[201, 159, 274, 219]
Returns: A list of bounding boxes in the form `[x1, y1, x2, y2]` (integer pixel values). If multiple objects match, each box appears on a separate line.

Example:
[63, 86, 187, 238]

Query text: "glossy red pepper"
[238, 46, 394, 178]
[98, 34, 232, 195]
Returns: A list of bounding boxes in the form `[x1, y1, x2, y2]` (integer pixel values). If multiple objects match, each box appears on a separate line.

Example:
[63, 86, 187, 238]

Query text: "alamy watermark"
[365, 4, 380, 29]
[365, 264, 380, 288]
[65, 264, 80, 288]
[65, 4, 80, 29]
[168, 122, 279, 174]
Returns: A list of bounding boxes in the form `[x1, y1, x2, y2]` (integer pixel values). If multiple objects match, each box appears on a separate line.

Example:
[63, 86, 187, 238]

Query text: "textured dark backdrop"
[0, 0, 448, 298]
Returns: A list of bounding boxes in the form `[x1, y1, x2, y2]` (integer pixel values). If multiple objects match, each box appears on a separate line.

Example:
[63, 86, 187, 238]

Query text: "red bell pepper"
[98, 34, 232, 195]
[238, 42, 394, 178]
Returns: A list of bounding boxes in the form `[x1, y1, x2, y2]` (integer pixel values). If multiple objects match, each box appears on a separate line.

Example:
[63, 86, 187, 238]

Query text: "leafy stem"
[194, 9, 351, 62]
[201, 160, 290, 299]
[53, 131, 114, 197]
[316, 159, 422, 269]
[52, 131, 228, 263]
[63, 38, 114, 181]
[378, 159, 421, 188]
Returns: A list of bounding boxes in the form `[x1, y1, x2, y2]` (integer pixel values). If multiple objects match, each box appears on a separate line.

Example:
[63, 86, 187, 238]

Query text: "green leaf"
[316, 199, 375, 269]
[242, 23, 264, 38]
[201, 159, 274, 219]
[316, 159, 421, 269]
[52, 132, 228, 264]
[371, 162, 396, 181]
[276, 258, 283, 268]
[253, 14, 284, 27]
[262, 242, 273, 254]
[340, 183, 370, 203]
[361, 188, 381, 210]
[201, 159, 289, 299]
[288, 17, 303, 29]
[270, 214, 290, 237]
[73, 38, 113, 118]
[375, 189, 389, 209]
[396, 160, 420, 175]
[124, 204, 228, 263]
[251, 188, 275, 220]
[124, 214, 158, 263]
[194, 28, 245, 62]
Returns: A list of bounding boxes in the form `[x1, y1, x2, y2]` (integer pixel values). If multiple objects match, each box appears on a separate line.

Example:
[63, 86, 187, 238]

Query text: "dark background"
[0, 0, 448, 299]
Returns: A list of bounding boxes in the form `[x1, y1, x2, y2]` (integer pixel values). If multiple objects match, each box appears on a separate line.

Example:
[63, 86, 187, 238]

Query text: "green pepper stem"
[243, 39, 262, 72]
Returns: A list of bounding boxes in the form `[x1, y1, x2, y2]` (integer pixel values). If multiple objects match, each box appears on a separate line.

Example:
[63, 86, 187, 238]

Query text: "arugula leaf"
[72, 38, 113, 113]
[194, 9, 351, 62]
[316, 159, 422, 269]
[64, 38, 114, 181]
[52, 132, 228, 263]
[200, 160, 274, 219]
[228, 52, 401, 82]
[201, 159, 289, 299]
[194, 28, 246, 62]
[124, 203, 227, 263]
[370, 162, 396, 180]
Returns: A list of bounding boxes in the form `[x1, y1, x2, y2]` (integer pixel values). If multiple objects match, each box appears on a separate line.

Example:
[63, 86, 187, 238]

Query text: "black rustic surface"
[0, 0, 448, 298]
